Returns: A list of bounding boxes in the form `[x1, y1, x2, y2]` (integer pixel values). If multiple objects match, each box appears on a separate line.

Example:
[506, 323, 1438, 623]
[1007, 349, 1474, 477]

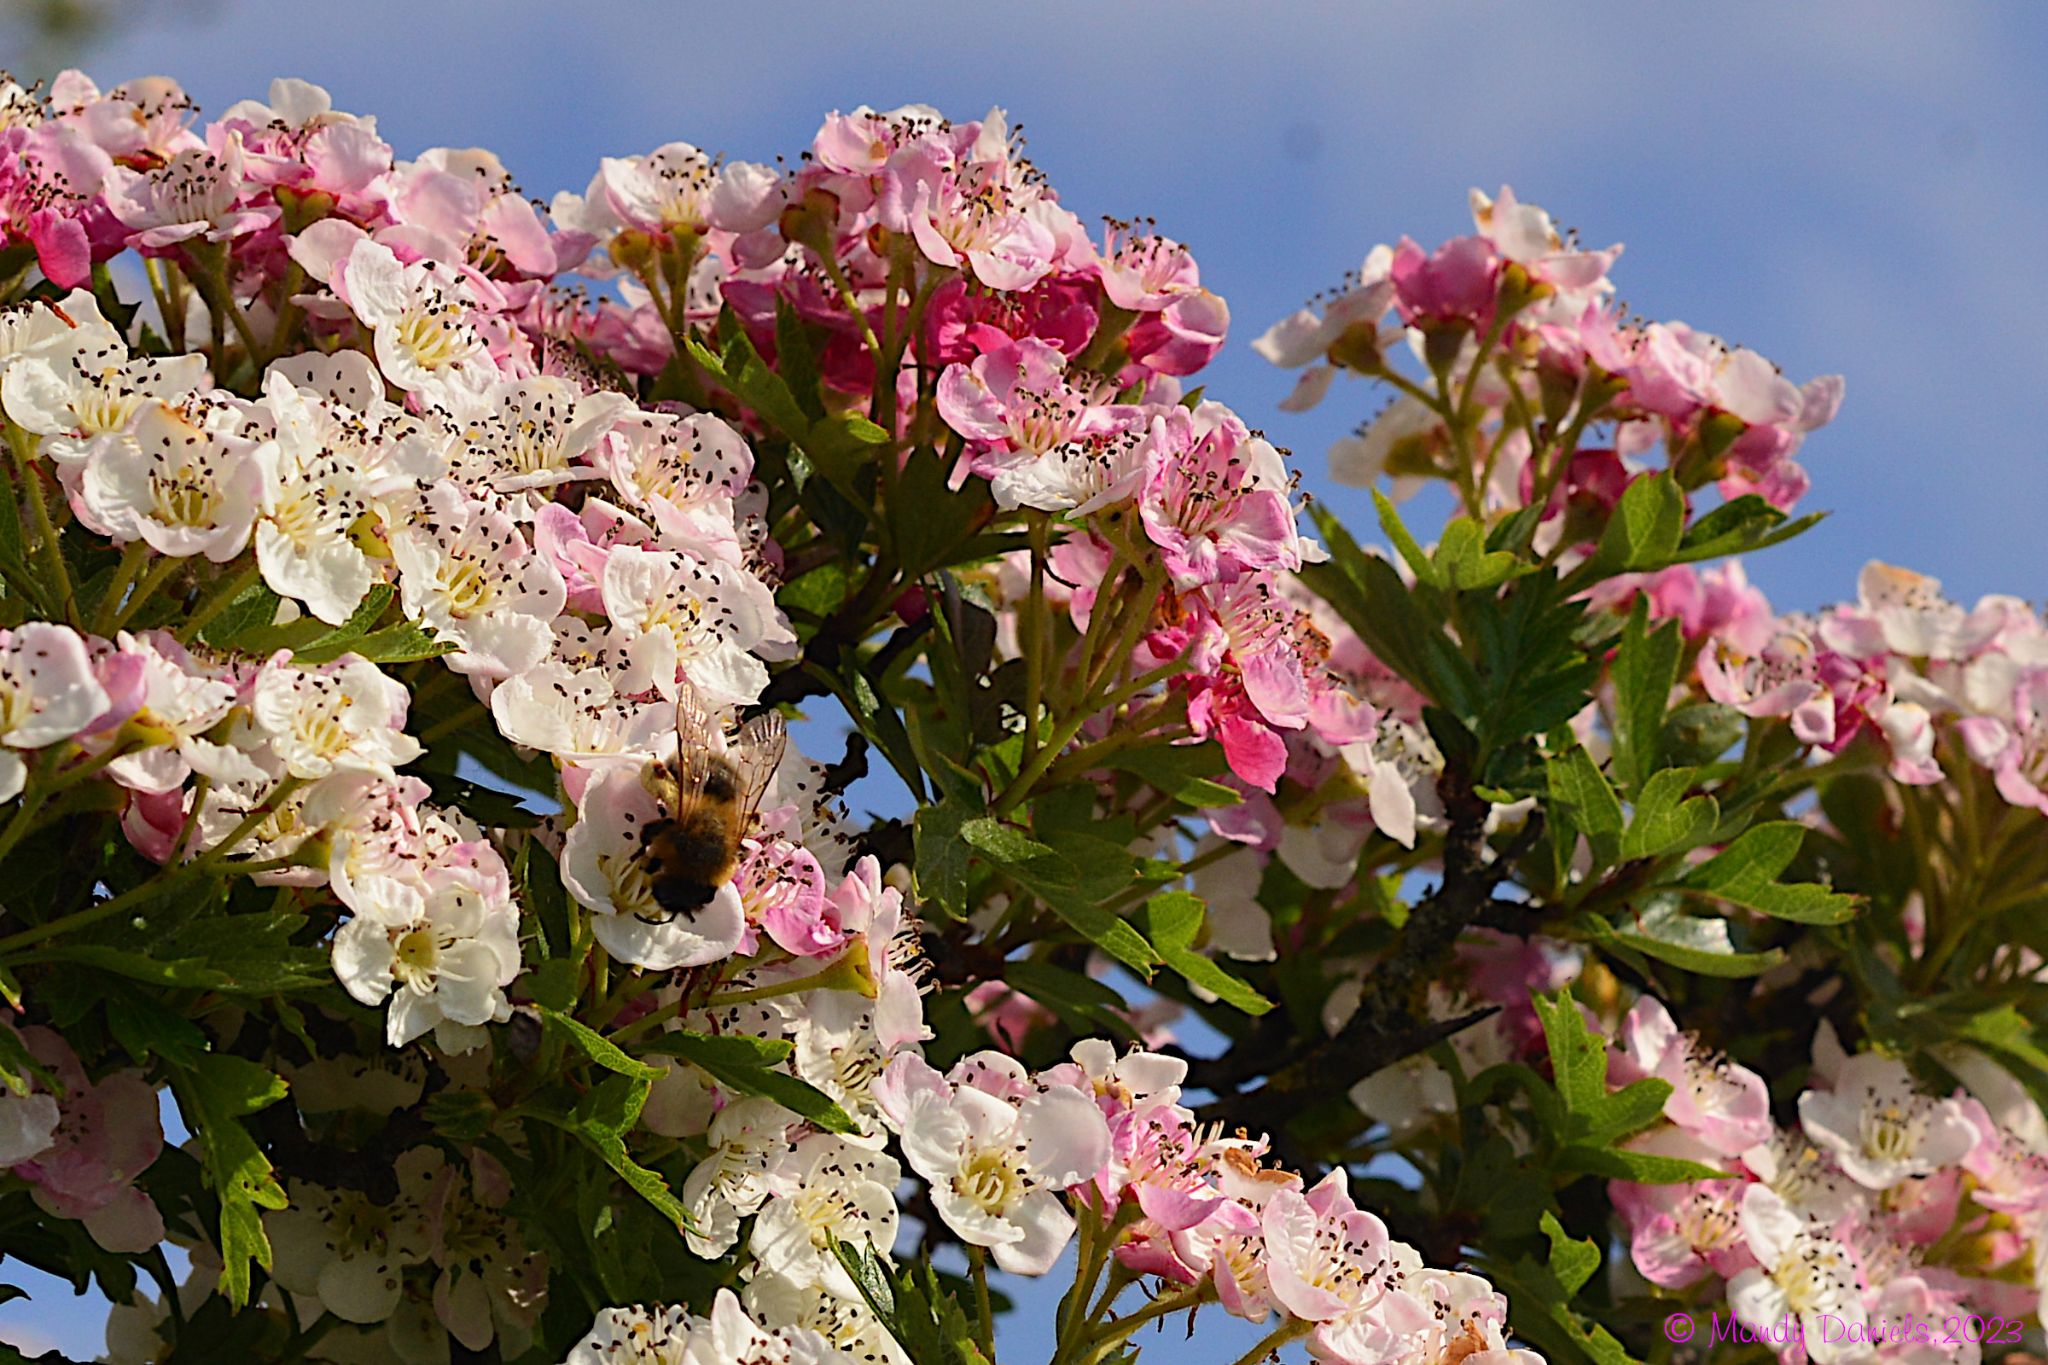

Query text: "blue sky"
[3, 2, 2046, 1358]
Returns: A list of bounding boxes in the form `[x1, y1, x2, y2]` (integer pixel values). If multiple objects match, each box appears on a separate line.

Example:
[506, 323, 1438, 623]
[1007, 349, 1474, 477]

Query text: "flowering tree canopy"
[0, 69, 2038, 1365]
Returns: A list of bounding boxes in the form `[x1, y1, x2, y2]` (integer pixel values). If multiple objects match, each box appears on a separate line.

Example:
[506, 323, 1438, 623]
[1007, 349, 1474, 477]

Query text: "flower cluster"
[0, 59, 2036, 1365]
[1606, 1000, 2044, 1365]
[1257, 185, 1841, 518]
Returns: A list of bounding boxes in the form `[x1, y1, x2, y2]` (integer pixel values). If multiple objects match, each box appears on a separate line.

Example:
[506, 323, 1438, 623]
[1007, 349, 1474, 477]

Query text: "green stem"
[1221, 1317, 1311, 1365]
[7, 424, 80, 628]
[176, 561, 263, 644]
[91, 540, 152, 635]
[109, 551, 186, 634]
[0, 776, 302, 957]
[1080, 1282, 1211, 1359]
[968, 1245, 996, 1361]
[1022, 513, 1053, 773]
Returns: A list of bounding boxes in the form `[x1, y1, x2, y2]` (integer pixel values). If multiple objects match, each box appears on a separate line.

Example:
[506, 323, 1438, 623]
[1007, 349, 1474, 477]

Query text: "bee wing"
[730, 710, 788, 831]
[662, 681, 725, 821]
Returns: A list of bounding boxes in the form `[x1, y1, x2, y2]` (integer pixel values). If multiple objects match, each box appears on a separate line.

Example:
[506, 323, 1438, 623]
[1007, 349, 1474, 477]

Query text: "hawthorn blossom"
[1612, 995, 1772, 1156]
[876, 1052, 1110, 1274]
[1727, 1186, 1868, 1365]
[266, 1147, 436, 1325]
[749, 1133, 901, 1297]
[330, 842, 521, 1052]
[0, 290, 208, 466]
[250, 371, 379, 624]
[100, 129, 278, 248]
[75, 397, 265, 561]
[95, 631, 236, 795]
[341, 239, 499, 402]
[600, 544, 785, 706]
[0, 622, 111, 802]
[680, 1096, 793, 1258]
[390, 483, 566, 677]
[559, 142, 783, 242]
[448, 376, 632, 494]
[1797, 1052, 1978, 1190]
[244, 653, 422, 781]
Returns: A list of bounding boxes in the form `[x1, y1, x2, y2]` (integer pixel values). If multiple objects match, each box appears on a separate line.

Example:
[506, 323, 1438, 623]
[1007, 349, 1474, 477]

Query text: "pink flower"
[11, 1027, 164, 1254]
[1137, 403, 1301, 585]
[1611, 996, 1772, 1157]
[1388, 234, 1497, 326]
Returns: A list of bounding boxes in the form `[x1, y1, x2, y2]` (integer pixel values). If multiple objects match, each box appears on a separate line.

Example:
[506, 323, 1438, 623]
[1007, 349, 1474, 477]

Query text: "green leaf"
[1304, 504, 1481, 715]
[962, 822, 1157, 976]
[638, 1030, 857, 1134]
[556, 1074, 692, 1231]
[775, 295, 828, 423]
[1577, 1077, 1674, 1147]
[172, 1055, 290, 1308]
[1609, 600, 1681, 793]
[1555, 1144, 1729, 1184]
[1434, 516, 1531, 590]
[1585, 897, 1786, 977]
[1658, 701, 1745, 768]
[1683, 820, 1805, 889]
[1620, 767, 1718, 861]
[1532, 988, 1607, 1114]
[326, 620, 457, 665]
[539, 1007, 666, 1082]
[1547, 747, 1622, 865]
[1373, 488, 1438, 586]
[687, 330, 811, 443]
[1000, 960, 1137, 1041]
[1143, 891, 1273, 1015]
[960, 818, 1054, 865]
[196, 580, 286, 649]
[914, 802, 972, 917]
[1676, 821, 1859, 924]
[1593, 472, 1684, 572]
[1541, 1211, 1599, 1297]
[1106, 741, 1242, 809]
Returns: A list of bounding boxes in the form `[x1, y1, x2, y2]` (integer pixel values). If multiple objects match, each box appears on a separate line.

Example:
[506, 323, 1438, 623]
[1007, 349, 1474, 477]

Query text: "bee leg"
[652, 880, 718, 916]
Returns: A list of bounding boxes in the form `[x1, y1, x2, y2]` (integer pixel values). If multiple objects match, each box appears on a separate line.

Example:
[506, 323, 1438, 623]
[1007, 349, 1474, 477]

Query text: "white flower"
[245, 653, 422, 781]
[1818, 562, 2006, 662]
[591, 411, 754, 563]
[390, 484, 565, 678]
[565, 1290, 828, 1365]
[341, 239, 498, 403]
[0, 622, 110, 802]
[0, 1021, 59, 1166]
[785, 992, 900, 1142]
[1, 292, 207, 466]
[250, 370, 378, 624]
[601, 545, 783, 706]
[559, 765, 745, 970]
[740, 1274, 902, 1365]
[565, 1302, 696, 1365]
[264, 1147, 436, 1325]
[330, 846, 520, 1051]
[76, 396, 264, 561]
[1727, 1186, 1867, 1365]
[680, 1096, 793, 1258]
[99, 631, 236, 795]
[101, 129, 277, 248]
[1797, 1051, 1978, 1190]
[875, 1053, 1108, 1275]
[448, 376, 632, 494]
[559, 143, 783, 240]
[487, 654, 669, 763]
[749, 1133, 900, 1297]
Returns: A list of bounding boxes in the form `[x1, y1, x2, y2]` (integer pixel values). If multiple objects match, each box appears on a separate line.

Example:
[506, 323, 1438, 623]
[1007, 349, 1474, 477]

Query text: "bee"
[636, 686, 787, 923]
